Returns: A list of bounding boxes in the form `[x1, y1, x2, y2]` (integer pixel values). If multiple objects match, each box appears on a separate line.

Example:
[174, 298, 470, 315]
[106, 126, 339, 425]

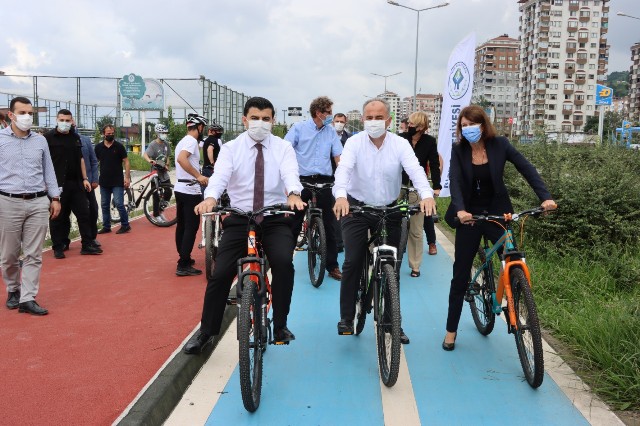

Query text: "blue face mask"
[323, 115, 333, 127]
[461, 124, 482, 144]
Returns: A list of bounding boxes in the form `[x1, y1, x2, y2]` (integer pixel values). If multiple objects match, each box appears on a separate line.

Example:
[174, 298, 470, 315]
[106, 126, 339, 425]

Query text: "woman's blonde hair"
[408, 111, 429, 131]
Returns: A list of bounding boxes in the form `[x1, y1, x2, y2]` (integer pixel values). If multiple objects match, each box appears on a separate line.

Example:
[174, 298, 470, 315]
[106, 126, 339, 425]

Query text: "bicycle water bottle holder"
[492, 294, 502, 314]
[138, 185, 144, 193]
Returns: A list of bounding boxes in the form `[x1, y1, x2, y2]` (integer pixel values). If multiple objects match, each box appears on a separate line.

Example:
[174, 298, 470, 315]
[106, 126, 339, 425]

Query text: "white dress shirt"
[204, 132, 303, 212]
[333, 131, 434, 205]
[174, 134, 201, 195]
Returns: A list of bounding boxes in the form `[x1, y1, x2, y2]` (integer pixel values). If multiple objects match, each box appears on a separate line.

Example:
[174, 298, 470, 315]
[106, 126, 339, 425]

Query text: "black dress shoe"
[81, 244, 103, 255]
[92, 239, 102, 247]
[6, 290, 20, 309]
[337, 319, 354, 335]
[400, 328, 410, 345]
[18, 300, 48, 316]
[116, 225, 131, 234]
[442, 332, 457, 351]
[97, 228, 111, 234]
[273, 326, 296, 343]
[183, 330, 213, 354]
[54, 249, 66, 259]
[176, 266, 202, 276]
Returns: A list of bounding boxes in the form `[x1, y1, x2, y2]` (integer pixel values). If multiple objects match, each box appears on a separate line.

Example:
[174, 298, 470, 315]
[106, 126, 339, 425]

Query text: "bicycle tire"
[396, 216, 409, 271]
[355, 250, 371, 335]
[238, 279, 263, 412]
[376, 263, 401, 387]
[110, 188, 133, 223]
[143, 184, 177, 227]
[307, 216, 327, 288]
[468, 246, 496, 336]
[511, 267, 544, 388]
[204, 216, 218, 280]
[296, 219, 308, 249]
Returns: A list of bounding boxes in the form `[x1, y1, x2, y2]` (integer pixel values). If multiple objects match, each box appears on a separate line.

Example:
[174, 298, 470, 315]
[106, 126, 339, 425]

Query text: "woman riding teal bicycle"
[443, 105, 555, 351]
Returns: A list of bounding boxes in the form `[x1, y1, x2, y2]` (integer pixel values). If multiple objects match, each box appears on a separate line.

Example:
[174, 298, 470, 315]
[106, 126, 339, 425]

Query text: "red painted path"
[0, 216, 204, 425]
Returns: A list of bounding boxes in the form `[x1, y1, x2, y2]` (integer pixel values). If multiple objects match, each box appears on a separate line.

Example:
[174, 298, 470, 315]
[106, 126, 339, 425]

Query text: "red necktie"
[253, 143, 264, 224]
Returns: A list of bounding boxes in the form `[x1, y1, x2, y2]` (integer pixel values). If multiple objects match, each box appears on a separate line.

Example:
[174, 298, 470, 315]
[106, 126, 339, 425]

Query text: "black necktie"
[253, 143, 264, 224]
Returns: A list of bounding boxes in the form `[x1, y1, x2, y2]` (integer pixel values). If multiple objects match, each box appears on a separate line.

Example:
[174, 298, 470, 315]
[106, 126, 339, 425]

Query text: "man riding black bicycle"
[333, 98, 436, 345]
[184, 96, 305, 354]
[144, 123, 172, 223]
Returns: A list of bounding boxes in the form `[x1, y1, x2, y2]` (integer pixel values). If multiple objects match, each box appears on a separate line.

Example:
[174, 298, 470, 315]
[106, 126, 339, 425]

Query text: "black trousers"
[86, 189, 99, 240]
[340, 211, 401, 320]
[424, 214, 436, 244]
[291, 176, 339, 271]
[50, 180, 93, 250]
[175, 192, 202, 267]
[446, 221, 503, 332]
[200, 214, 295, 335]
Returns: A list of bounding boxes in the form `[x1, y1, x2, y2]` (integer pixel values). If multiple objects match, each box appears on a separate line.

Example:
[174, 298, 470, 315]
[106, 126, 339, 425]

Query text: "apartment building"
[472, 34, 520, 136]
[630, 42, 640, 122]
[517, 0, 610, 136]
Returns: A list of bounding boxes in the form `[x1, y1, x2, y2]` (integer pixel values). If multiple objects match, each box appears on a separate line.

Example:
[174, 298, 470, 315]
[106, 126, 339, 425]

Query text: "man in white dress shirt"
[332, 98, 436, 344]
[184, 97, 305, 354]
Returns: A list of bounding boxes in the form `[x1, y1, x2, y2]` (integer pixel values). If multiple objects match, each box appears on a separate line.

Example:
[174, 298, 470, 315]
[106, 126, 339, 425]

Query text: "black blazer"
[444, 136, 551, 228]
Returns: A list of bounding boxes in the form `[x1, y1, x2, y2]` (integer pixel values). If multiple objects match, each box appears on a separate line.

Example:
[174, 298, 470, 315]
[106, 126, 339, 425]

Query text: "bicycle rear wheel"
[238, 279, 264, 412]
[110, 188, 133, 223]
[204, 216, 219, 280]
[143, 184, 177, 226]
[376, 263, 401, 387]
[511, 267, 544, 388]
[307, 216, 327, 288]
[468, 246, 496, 336]
[355, 250, 372, 335]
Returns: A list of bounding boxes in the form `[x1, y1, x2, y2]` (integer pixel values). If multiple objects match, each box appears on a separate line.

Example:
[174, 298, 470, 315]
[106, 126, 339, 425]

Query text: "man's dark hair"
[57, 108, 73, 117]
[10, 96, 32, 112]
[243, 97, 275, 117]
[401, 117, 408, 124]
[309, 96, 332, 118]
[102, 124, 115, 134]
[334, 113, 347, 120]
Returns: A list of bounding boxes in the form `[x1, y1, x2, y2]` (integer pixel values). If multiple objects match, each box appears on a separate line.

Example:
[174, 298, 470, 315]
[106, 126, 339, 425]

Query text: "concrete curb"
[117, 306, 237, 426]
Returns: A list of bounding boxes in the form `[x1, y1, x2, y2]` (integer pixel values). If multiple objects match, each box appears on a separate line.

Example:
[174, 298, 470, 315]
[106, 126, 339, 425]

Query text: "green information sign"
[119, 73, 146, 99]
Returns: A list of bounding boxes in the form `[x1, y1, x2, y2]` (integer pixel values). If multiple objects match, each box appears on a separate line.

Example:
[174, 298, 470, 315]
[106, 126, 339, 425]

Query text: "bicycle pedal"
[272, 340, 290, 345]
[338, 330, 353, 336]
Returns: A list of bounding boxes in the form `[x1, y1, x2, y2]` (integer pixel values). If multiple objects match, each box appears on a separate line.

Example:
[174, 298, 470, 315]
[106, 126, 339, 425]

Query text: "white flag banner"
[437, 32, 476, 197]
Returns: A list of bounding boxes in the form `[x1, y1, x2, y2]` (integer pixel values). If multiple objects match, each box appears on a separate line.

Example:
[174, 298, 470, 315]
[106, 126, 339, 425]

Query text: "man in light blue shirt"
[285, 96, 343, 280]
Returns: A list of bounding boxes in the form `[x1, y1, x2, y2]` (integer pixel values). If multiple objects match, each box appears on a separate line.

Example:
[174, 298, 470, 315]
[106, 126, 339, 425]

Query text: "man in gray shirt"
[143, 123, 172, 222]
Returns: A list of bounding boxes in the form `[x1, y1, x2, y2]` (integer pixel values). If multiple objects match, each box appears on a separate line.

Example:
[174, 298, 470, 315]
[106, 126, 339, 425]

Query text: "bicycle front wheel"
[355, 250, 372, 335]
[143, 184, 177, 227]
[110, 188, 133, 223]
[307, 216, 327, 288]
[468, 247, 496, 336]
[376, 263, 401, 387]
[204, 216, 219, 280]
[511, 267, 544, 388]
[238, 279, 264, 412]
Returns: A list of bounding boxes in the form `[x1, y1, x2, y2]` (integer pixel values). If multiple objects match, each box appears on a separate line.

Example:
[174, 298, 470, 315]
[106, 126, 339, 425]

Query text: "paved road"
[160, 229, 623, 426]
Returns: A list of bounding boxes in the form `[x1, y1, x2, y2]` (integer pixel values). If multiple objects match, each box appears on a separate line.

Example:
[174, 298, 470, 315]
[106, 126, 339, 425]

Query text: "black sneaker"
[81, 244, 102, 255]
[97, 228, 111, 234]
[337, 319, 354, 335]
[176, 266, 203, 276]
[54, 249, 65, 259]
[273, 326, 296, 344]
[115, 225, 131, 234]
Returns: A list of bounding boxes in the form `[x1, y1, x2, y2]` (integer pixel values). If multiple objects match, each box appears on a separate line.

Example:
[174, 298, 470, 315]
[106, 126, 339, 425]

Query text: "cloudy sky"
[1, 0, 638, 123]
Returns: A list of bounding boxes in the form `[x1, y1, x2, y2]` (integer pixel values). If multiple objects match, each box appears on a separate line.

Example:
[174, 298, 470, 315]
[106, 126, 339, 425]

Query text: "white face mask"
[247, 120, 272, 141]
[158, 133, 168, 141]
[364, 120, 387, 138]
[334, 122, 345, 132]
[57, 121, 72, 133]
[13, 114, 33, 131]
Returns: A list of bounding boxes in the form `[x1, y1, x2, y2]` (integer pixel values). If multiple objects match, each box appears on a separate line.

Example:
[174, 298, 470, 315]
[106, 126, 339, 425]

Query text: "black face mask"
[105, 135, 115, 142]
[407, 126, 418, 137]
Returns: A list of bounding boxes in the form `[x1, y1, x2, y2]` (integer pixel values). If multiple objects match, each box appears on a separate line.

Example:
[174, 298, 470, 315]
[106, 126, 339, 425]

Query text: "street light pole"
[370, 72, 402, 93]
[387, 1, 449, 111]
[617, 11, 640, 20]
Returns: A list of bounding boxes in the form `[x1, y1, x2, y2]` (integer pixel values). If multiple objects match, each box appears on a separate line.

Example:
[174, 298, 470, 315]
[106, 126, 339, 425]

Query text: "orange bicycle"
[465, 206, 555, 388]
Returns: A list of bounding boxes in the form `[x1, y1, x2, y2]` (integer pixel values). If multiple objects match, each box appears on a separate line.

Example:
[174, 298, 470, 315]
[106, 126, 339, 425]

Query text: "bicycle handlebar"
[202, 204, 293, 219]
[453, 205, 557, 226]
[301, 181, 334, 190]
[349, 203, 421, 216]
[178, 179, 200, 186]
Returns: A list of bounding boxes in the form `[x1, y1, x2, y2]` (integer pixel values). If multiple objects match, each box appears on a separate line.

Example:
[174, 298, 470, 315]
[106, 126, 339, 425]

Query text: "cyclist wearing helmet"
[174, 113, 209, 276]
[202, 123, 223, 178]
[144, 123, 172, 222]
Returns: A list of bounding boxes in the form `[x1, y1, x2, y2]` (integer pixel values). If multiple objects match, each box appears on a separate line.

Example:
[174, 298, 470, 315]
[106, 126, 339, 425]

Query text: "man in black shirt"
[45, 109, 101, 258]
[201, 124, 222, 177]
[95, 125, 131, 234]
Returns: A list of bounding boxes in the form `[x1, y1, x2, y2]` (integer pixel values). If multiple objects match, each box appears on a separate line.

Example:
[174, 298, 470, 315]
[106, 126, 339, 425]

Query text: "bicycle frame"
[129, 169, 160, 208]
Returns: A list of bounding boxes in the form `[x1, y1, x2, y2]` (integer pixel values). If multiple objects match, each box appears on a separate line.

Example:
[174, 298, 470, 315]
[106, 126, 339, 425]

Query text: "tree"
[582, 110, 627, 142]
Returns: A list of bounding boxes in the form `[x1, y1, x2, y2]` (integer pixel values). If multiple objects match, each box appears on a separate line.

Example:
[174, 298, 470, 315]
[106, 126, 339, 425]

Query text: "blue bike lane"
[163, 230, 622, 426]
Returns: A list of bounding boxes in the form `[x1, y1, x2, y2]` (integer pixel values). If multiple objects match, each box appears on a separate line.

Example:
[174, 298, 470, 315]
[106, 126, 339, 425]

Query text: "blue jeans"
[100, 186, 129, 228]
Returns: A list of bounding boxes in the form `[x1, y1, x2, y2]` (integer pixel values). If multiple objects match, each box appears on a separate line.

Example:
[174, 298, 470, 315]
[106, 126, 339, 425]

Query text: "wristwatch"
[288, 191, 301, 197]
[51, 197, 61, 202]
